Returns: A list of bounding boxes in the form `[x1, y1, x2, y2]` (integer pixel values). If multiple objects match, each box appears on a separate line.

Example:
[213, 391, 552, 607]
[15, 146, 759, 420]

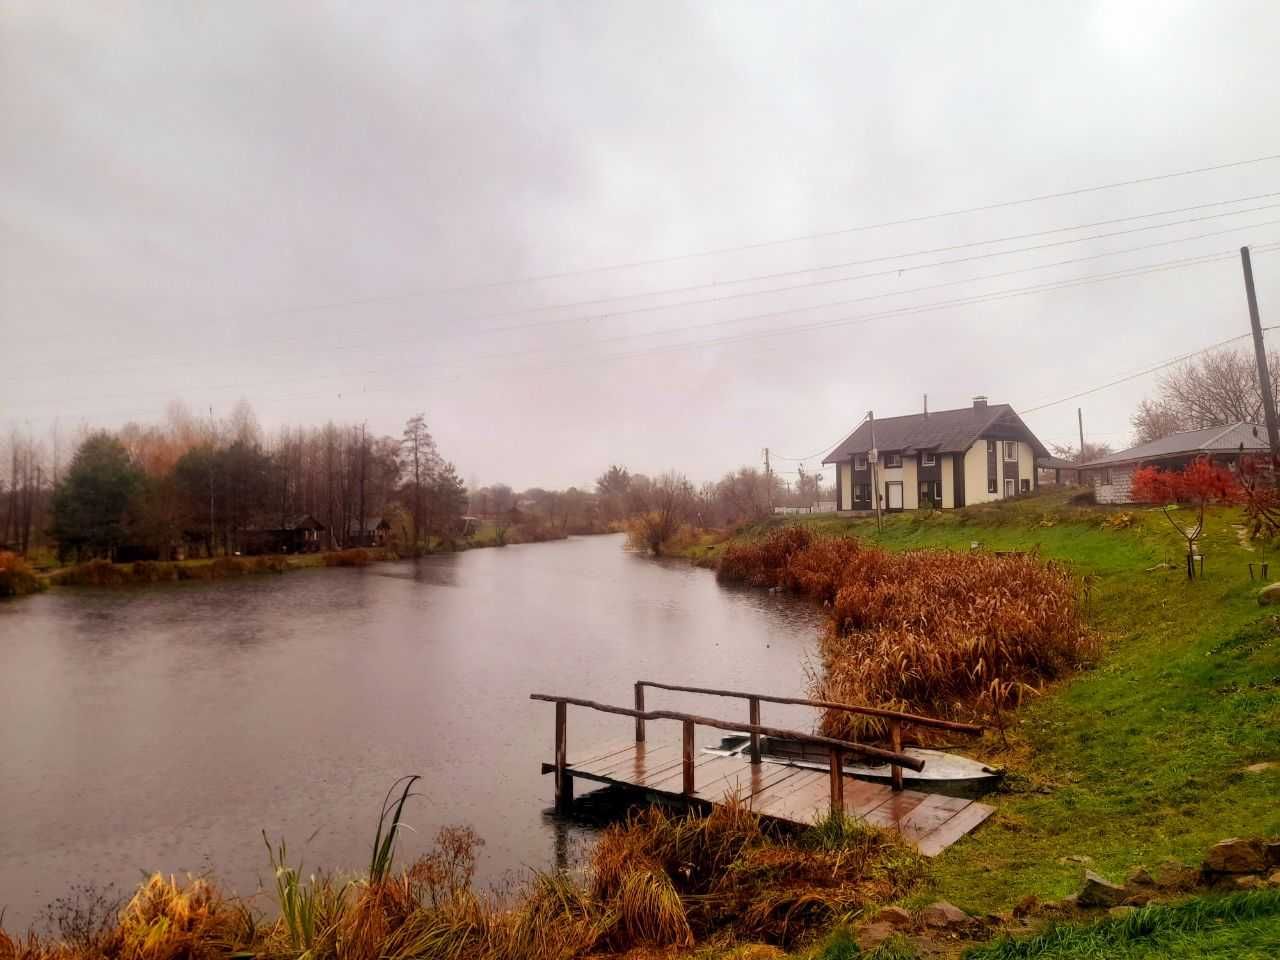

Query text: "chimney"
[973, 395, 988, 409]
[923, 394, 928, 418]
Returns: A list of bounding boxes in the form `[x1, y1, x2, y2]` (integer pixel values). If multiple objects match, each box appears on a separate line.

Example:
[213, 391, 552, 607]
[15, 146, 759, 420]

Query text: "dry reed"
[718, 527, 1096, 730]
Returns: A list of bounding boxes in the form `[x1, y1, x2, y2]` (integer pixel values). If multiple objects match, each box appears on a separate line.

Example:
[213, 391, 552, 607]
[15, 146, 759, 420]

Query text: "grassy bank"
[685, 491, 1280, 928]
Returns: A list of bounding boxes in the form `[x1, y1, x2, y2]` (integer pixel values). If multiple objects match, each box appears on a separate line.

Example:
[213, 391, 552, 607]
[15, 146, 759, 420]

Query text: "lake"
[0, 534, 823, 929]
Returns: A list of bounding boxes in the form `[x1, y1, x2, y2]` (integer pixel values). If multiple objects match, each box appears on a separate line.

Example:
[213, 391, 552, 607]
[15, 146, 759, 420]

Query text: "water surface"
[0, 534, 822, 927]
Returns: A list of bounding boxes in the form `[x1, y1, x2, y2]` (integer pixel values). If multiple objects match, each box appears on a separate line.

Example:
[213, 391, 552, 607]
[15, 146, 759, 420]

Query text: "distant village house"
[241, 514, 327, 555]
[1079, 422, 1268, 504]
[823, 396, 1050, 512]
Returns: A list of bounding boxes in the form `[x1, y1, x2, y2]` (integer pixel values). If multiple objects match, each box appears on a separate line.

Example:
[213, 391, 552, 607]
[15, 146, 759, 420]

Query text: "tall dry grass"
[1, 801, 920, 960]
[718, 527, 1096, 730]
[0, 551, 43, 598]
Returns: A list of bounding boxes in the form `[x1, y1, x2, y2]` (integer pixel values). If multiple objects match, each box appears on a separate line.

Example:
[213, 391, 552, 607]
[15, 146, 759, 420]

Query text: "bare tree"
[628, 471, 694, 555]
[1050, 440, 1113, 464]
[1132, 347, 1279, 443]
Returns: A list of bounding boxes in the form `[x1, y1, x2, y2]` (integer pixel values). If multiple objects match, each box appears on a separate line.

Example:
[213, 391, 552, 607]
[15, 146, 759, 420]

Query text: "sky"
[4, 1, 1280, 489]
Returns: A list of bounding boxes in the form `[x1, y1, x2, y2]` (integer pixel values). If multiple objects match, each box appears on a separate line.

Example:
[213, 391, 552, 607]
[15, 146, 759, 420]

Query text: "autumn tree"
[1132, 347, 1279, 443]
[50, 433, 144, 561]
[401, 414, 440, 548]
[626, 471, 694, 556]
[1131, 457, 1240, 580]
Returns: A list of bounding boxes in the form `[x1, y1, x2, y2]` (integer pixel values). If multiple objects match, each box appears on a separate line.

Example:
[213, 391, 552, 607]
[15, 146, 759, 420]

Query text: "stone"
[1233, 875, 1265, 890]
[1012, 894, 1041, 919]
[1259, 583, 1280, 606]
[1078, 870, 1127, 908]
[871, 906, 913, 929]
[1268, 870, 1280, 888]
[1153, 858, 1200, 891]
[1126, 867, 1155, 887]
[1244, 761, 1278, 773]
[1041, 895, 1080, 916]
[1108, 905, 1138, 918]
[856, 923, 896, 951]
[919, 901, 970, 928]
[1204, 838, 1267, 874]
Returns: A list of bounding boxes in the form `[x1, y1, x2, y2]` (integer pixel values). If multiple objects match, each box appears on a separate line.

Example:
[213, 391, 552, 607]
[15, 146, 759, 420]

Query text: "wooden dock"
[532, 682, 994, 857]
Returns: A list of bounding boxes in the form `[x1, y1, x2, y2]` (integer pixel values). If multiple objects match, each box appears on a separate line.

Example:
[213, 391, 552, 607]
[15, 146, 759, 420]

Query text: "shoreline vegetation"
[3, 524, 602, 597]
[5, 489, 1279, 957]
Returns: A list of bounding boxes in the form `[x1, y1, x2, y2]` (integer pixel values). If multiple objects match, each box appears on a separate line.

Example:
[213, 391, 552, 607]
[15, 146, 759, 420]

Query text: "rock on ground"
[918, 901, 970, 928]
[1204, 838, 1268, 874]
[1078, 870, 1127, 908]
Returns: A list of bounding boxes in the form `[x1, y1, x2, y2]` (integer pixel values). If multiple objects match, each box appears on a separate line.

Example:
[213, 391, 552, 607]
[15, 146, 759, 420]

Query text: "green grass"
[695, 490, 1280, 936]
[965, 890, 1280, 959]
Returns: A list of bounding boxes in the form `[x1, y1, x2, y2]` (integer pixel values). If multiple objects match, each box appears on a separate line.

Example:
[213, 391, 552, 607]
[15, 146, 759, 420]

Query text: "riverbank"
[678, 490, 1280, 955]
[20, 526, 586, 594]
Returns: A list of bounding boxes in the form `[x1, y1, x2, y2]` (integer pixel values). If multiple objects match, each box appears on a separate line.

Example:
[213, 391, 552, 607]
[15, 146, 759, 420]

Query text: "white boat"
[703, 734, 1003, 795]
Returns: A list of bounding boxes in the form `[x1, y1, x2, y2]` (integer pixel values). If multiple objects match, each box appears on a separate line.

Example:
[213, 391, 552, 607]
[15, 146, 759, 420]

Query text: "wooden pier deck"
[533, 682, 995, 857]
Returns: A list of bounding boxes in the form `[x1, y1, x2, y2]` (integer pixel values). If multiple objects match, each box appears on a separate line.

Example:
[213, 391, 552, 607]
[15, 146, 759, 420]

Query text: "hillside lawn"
[687, 489, 1280, 956]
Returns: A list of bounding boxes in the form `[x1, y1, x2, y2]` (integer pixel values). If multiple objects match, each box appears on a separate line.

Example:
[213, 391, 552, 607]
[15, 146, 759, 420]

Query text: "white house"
[822, 396, 1050, 512]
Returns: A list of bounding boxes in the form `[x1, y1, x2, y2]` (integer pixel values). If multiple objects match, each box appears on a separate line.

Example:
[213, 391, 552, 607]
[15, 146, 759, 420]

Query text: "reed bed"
[0, 801, 920, 960]
[718, 527, 1096, 731]
[0, 551, 43, 598]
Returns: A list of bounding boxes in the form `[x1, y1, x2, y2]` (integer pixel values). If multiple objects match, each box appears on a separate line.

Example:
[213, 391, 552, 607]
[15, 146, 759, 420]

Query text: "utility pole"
[208, 405, 216, 558]
[1242, 246, 1280, 481]
[1077, 408, 1086, 462]
[763, 447, 773, 513]
[868, 411, 882, 534]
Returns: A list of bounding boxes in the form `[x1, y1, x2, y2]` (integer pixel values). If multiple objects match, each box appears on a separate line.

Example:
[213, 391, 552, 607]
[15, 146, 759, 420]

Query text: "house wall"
[1018, 443, 1037, 492]
[940, 455, 955, 508]
[876, 457, 919, 510]
[1094, 465, 1137, 504]
[962, 439, 1038, 504]
[964, 442, 999, 504]
[839, 462, 853, 510]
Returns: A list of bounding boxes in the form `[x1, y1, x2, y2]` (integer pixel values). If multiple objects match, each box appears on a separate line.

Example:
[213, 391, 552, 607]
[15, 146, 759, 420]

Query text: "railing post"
[829, 747, 844, 813]
[634, 682, 645, 743]
[748, 696, 761, 763]
[554, 700, 572, 813]
[682, 719, 695, 795]
[889, 719, 903, 792]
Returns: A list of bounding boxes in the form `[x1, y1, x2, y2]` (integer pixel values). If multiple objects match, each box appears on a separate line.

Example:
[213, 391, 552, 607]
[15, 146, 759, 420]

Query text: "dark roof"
[822, 403, 1049, 463]
[1079, 422, 1268, 468]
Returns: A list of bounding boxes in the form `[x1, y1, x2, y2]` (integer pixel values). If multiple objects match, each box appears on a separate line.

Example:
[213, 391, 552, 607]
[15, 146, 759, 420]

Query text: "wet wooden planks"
[546, 738, 993, 856]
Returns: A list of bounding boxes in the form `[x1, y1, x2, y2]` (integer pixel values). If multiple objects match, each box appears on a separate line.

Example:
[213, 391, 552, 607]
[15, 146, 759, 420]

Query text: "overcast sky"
[4, 1, 1280, 489]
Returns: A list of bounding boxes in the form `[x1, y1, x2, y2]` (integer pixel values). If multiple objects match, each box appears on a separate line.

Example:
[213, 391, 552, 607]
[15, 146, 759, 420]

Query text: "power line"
[469, 192, 1280, 328]
[1019, 329, 1274, 414]
[418, 152, 1280, 294]
[13, 207, 1280, 388]
[17, 241, 1274, 425]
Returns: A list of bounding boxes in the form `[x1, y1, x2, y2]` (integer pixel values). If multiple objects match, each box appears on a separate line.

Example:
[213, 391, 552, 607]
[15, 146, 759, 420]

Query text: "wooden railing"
[529, 692, 925, 815]
[634, 680, 982, 791]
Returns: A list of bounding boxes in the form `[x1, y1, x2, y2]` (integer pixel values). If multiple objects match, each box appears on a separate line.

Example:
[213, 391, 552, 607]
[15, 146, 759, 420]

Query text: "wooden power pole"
[1077, 408, 1085, 462]
[1242, 247, 1280, 476]
[868, 411, 882, 533]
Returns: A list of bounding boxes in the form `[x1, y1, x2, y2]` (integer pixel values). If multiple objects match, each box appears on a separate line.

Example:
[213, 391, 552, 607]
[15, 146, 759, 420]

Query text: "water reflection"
[0, 534, 821, 928]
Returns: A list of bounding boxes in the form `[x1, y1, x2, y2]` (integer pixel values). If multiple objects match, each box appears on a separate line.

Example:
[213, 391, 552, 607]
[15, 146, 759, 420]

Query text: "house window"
[885, 453, 902, 468]
[1003, 441, 1017, 461]
[987, 478, 997, 494]
[1102, 468, 1112, 486]
[1004, 478, 1015, 498]
[854, 483, 870, 502]
[1020, 478, 1031, 493]
[987, 440, 996, 454]
[934, 481, 943, 502]
[854, 455, 866, 470]
[922, 452, 936, 466]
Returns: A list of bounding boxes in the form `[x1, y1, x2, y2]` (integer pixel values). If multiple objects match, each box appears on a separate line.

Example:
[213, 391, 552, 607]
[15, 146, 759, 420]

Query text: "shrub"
[209, 556, 249, 577]
[52, 558, 128, 587]
[251, 555, 288, 574]
[325, 548, 372, 567]
[717, 527, 1096, 727]
[0, 551, 44, 598]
